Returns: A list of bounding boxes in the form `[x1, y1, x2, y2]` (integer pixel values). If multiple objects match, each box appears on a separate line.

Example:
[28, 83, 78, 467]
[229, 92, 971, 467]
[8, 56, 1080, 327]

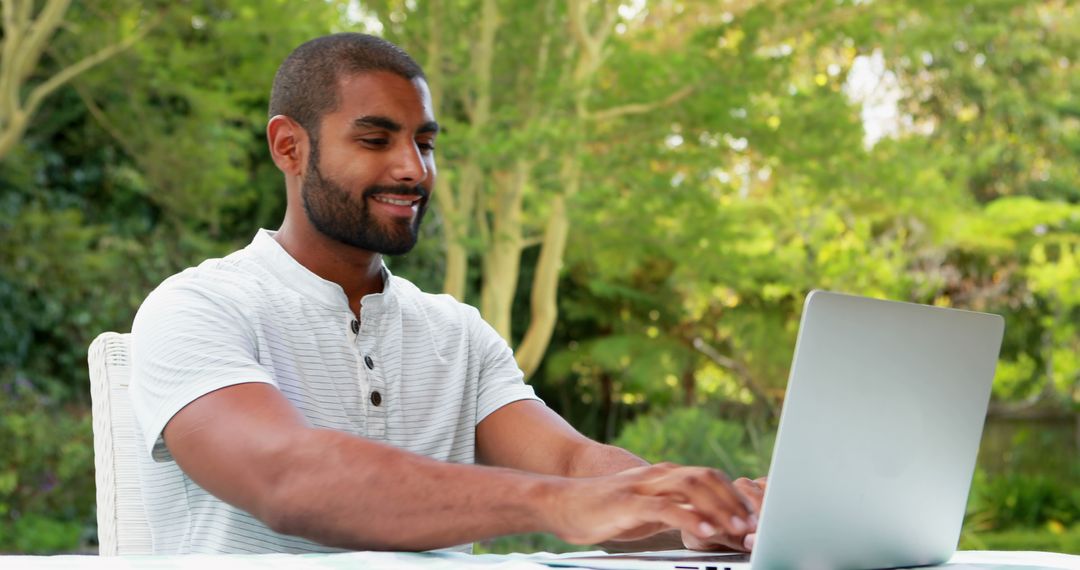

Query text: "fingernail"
[744, 533, 756, 550]
[748, 514, 759, 528]
[698, 521, 716, 536]
[730, 516, 748, 534]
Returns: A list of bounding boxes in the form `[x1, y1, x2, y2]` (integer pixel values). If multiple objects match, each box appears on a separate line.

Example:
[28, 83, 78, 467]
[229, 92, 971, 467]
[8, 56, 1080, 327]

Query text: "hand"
[541, 463, 757, 547]
[681, 476, 767, 552]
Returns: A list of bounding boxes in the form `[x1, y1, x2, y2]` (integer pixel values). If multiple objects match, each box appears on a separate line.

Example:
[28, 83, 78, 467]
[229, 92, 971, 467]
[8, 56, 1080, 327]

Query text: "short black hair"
[268, 33, 425, 141]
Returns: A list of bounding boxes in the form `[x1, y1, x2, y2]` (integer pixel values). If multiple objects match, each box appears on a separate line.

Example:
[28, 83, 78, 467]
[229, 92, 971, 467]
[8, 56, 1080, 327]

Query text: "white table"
[1, 550, 1076, 569]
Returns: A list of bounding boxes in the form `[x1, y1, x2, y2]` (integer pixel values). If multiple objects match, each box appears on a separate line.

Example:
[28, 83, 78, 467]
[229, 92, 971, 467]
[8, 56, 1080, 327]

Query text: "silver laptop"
[553, 290, 1004, 570]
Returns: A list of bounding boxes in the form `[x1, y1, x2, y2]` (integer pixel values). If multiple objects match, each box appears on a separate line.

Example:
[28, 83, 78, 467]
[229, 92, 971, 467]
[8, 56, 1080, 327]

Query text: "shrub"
[613, 407, 773, 479]
[965, 468, 1080, 534]
[0, 378, 96, 553]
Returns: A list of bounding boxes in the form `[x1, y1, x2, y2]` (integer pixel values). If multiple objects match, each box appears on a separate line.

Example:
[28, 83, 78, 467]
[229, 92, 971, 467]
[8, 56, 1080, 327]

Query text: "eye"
[417, 140, 436, 153]
[359, 138, 389, 147]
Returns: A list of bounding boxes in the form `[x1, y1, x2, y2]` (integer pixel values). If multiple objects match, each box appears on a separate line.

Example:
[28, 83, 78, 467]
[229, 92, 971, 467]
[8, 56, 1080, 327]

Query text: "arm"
[164, 382, 548, 550]
[476, 399, 645, 476]
[164, 382, 751, 551]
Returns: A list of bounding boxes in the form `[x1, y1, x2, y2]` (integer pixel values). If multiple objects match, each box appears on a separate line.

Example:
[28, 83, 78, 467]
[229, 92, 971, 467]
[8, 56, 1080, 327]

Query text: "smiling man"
[130, 33, 763, 555]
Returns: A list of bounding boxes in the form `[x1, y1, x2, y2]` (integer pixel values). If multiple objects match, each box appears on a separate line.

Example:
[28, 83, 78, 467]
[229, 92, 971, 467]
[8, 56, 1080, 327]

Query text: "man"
[131, 33, 763, 555]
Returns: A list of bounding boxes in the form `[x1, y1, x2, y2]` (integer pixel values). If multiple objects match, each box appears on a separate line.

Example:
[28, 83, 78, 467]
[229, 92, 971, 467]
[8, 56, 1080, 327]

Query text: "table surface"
[2, 550, 1076, 569]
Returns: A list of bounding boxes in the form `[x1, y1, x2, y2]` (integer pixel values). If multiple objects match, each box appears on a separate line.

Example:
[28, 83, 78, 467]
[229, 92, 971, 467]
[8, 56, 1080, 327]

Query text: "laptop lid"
[552, 290, 1004, 570]
[750, 290, 1003, 569]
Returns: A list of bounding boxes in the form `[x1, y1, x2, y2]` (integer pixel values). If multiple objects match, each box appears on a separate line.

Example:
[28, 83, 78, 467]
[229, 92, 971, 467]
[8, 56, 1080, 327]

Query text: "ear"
[267, 115, 308, 176]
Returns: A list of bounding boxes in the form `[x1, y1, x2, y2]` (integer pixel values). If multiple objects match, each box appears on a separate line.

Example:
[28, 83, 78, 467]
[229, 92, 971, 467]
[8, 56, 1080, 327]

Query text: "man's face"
[301, 71, 438, 255]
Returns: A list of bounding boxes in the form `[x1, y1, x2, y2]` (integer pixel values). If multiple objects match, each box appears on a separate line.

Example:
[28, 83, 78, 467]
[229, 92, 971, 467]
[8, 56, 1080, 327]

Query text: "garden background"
[0, 0, 1077, 554]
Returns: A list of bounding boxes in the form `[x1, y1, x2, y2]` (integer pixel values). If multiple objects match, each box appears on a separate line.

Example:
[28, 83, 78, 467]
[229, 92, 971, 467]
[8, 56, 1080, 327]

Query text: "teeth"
[373, 196, 416, 206]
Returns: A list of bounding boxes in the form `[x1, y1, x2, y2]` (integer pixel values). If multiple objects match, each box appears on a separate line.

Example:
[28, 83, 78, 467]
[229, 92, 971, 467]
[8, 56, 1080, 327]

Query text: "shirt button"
[350, 320, 360, 334]
[370, 391, 382, 406]
[364, 355, 374, 369]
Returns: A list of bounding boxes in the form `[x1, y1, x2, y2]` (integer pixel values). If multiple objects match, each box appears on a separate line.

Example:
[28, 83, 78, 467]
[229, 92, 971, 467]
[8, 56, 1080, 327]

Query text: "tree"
[374, 0, 707, 377]
[0, 0, 157, 160]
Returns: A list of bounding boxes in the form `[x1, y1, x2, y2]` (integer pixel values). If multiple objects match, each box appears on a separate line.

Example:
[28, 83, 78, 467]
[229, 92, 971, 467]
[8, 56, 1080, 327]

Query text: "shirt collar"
[247, 229, 394, 312]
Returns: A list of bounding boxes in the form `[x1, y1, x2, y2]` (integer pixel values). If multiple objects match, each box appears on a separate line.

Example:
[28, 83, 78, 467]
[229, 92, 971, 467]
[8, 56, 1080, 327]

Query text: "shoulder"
[391, 276, 480, 322]
[389, 276, 496, 347]
[134, 248, 270, 330]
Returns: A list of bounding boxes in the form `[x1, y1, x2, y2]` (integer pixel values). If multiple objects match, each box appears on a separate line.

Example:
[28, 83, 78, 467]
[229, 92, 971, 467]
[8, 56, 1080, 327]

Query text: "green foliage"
[4, 514, 86, 555]
[966, 423, 1080, 538]
[614, 408, 773, 480]
[0, 380, 95, 553]
[960, 524, 1080, 554]
[476, 533, 592, 556]
[966, 469, 1080, 532]
[1, 1, 351, 553]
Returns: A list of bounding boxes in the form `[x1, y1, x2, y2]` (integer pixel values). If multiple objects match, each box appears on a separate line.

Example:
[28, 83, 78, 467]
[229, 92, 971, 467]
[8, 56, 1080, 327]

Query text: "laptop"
[551, 290, 1004, 570]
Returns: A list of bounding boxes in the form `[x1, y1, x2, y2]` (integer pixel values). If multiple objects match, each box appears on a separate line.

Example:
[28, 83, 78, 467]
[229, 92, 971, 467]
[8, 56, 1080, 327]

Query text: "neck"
[274, 215, 385, 317]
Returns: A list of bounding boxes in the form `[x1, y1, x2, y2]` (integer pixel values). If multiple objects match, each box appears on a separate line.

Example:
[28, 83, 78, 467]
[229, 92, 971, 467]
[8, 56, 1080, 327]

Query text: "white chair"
[88, 332, 153, 555]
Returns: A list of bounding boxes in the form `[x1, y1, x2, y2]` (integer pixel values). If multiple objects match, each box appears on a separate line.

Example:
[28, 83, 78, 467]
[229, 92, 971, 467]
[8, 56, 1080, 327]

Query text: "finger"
[640, 497, 719, 540]
[683, 473, 754, 536]
[734, 477, 765, 516]
[644, 468, 753, 535]
[744, 532, 757, 551]
[734, 477, 763, 497]
[689, 469, 754, 518]
[683, 529, 747, 553]
[656, 500, 725, 541]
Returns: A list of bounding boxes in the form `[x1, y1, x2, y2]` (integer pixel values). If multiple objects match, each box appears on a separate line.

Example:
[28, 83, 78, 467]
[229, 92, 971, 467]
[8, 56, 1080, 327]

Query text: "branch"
[70, 79, 137, 159]
[424, 0, 444, 117]
[15, 0, 72, 84]
[16, 0, 33, 27]
[1, 0, 27, 121]
[521, 0, 556, 122]
[586, 84, 695, 122]
[692, 337, 780, 417]
[593, 1, 620, 55]
[464, 0, 497, 126]
[2, 2, 18, 58]
[566, 0, 592, 55]
[521, 235, 543, 249]
[23, 11, 160, 121]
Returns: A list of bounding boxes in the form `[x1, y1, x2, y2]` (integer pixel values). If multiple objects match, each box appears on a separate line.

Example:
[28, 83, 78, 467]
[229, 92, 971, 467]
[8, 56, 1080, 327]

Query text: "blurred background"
[1, 0, 1077, 555]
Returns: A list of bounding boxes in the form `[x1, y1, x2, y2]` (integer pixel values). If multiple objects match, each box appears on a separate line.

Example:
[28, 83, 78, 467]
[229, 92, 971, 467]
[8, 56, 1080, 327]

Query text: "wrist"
[524, 475, 570, 535]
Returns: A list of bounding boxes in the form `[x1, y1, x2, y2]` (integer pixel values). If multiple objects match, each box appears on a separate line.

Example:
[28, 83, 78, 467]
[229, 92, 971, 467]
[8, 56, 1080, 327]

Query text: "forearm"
[259, 431, 759, 553]
[564, 441, 648, 478]
[264, 427, 557, 550]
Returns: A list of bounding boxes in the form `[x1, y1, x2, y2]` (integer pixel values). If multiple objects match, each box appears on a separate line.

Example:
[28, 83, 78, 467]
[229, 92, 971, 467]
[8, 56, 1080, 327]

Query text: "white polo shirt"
[130, 229, 541, 554]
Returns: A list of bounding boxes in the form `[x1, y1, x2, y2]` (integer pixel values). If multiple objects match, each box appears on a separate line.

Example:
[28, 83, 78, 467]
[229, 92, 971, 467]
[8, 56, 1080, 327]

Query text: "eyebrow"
[418, 120, 440, 135]
[353, 115, 440, 135]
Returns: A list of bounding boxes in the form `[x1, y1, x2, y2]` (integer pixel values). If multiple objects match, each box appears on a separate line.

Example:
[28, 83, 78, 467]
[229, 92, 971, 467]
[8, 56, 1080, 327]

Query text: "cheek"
[326, 153, 379, 184]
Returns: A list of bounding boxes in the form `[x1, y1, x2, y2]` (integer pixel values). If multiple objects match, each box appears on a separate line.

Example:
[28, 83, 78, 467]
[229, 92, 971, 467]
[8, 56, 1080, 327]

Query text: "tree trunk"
[437, 0, 497, 300]
[481, 159, 530, 340]
[515, 185, 572, 377]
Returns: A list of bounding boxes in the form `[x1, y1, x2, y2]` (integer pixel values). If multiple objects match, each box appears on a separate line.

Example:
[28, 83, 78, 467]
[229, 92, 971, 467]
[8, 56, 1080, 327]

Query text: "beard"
[300, 140, 429, 256]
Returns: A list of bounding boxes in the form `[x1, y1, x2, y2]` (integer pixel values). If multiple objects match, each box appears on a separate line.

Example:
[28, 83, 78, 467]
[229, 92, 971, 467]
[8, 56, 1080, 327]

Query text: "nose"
[389, 141, 429, 185]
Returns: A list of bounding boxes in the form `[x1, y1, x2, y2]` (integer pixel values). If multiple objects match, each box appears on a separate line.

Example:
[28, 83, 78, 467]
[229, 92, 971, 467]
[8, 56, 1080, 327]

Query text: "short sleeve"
[468, 308, 543, 423]
[130, 277, 275, 462]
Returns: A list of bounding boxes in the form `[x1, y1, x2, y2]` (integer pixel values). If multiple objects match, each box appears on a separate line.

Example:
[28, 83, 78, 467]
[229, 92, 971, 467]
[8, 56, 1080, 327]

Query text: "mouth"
[369, 193, 424, 218]
[371, 195, 423, 206]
